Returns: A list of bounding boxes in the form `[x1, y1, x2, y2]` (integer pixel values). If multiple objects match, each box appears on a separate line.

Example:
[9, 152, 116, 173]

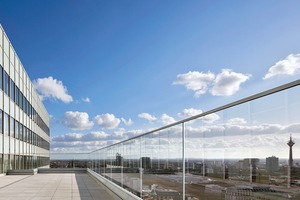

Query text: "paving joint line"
[0, 175, 32, 190]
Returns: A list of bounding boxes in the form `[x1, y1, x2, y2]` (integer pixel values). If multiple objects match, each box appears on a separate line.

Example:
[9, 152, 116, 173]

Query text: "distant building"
[116, 153, 123, 166]
[140, 157, 151, 169]
[287, 136, 295, 167]
[266, 156, 279, 173]
[243, 158, 259, 182]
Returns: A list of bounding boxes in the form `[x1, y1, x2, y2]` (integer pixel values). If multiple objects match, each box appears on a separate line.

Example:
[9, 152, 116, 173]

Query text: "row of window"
[0, 154, 50, 173]
[0, 65, 49, 135]
[1, 110, 50, 150]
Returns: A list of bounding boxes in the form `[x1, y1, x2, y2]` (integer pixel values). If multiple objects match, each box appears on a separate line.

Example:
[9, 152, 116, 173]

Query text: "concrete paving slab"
[0, 173, 119, 200]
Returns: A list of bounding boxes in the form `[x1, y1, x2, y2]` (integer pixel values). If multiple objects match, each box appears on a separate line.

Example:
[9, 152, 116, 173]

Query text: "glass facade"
[89, 80, 300, 200]
[0, 25, 50, 173]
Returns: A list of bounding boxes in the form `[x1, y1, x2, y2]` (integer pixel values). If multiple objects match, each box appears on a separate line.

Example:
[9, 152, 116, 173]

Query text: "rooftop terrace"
[0, 172, 118, 200]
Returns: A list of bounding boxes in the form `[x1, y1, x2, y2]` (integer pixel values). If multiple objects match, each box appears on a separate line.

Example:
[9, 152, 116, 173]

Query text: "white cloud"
[161, 114, 176, 125]
[94, 113, 121, 129]
[82, 97, 91, 103]
[263, 54, 300, 79]
[138, 113, 157, 122]
[63, 111, 94, 130]
[201, 113, 220, 124]
[52, 131, 109, 142]
[227, 117, 247, 125]
[178, 108, 203, 118]
[174, 69, 250, 97]
[50, 128, 149, 153]
[173, 71, 215, 97]
[51, 140, 109, 153]
[178, 108, 220, 124]
[210, 69, 251, 96]
[121, 118, 133, 126]
[33, 76, 73, 103]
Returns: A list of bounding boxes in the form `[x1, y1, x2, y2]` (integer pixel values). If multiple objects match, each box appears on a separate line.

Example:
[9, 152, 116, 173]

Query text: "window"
[24, 99, 28, 114]
[4, 71, 9, 96]
[4, 112, 9, 136]
[19, 124, 23, 141]
[10, 117, 15, 138]
[10, 79, 15, 101]
[19, 93, 23, 110]
[15, 121, 19, 139]
[15, 87, 19, 105]
[24, 128, 27, 143]
[23, 95, 26, 112]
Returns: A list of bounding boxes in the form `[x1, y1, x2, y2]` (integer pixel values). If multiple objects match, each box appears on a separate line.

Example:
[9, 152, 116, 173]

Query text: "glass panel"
[3, 154, 10, 172]
[10, 79, 15, 101]
[15, 87, 19, 105]
[0, 154, 2, 173]
[10, 117, 14, 138]
[186, 111, 224, 200]
[4, 72, 9, 96]
[140, 126, 183, 199]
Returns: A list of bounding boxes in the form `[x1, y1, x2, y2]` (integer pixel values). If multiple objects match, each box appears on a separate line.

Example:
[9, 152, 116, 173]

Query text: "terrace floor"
[0, 173, 118, 200]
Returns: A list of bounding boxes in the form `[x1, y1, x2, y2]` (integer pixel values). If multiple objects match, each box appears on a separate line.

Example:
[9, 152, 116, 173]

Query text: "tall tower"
[287, 135, 295, 167]
[287, 135, 295, 188]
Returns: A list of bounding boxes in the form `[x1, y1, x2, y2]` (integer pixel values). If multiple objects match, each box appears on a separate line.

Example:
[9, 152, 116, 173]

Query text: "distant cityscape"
[50, 136, 300, 199]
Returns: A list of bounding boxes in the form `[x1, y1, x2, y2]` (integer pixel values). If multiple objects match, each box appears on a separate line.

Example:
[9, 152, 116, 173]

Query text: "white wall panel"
[10, 63, 14, 80]
[10, 101, 14, 117]
[0, 47, 3, 66]
[15, 107, 19, 122]
[0, 28, 2, 47]
[3, 95, 9, 113]
[9, 46, 14, 66]
[0, 91, 3, 110]
[3, 35, 9, 55]
[4, 54, 9, 72]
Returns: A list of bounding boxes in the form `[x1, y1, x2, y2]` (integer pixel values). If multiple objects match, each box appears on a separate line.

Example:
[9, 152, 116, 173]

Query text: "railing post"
[182, 122, 185, 200]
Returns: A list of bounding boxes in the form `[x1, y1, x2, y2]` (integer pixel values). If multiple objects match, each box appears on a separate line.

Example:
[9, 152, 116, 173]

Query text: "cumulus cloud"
[178, 108, 220, 124]
[174, 69, 250, 97]
[121, 118, 133, 126]
[263, 54, 300, 79]
[227, 117, 247, 125]
[94, 113, 121, 129]
[52, 131, 108, 142]
[138, 113, 157, 122]
[33, 76, 73, 103]
[210, 69, 251, 96]
[161, 114, 176, 125]
[201, 113, 220, 124]
[63, 111, 94, 130]
[178, 108, 203, 118]
[173, 71, 215, 97]
[51, 128, 149, 153]
[82, 97, 91, 103]
[51, 140, 109, 153]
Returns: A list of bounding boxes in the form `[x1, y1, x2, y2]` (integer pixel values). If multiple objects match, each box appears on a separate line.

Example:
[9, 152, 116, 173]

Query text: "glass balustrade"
[51, 80, 300, 200]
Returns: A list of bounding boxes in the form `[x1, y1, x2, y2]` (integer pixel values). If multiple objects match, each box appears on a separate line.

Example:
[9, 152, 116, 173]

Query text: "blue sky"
[1, 0, 300, 153]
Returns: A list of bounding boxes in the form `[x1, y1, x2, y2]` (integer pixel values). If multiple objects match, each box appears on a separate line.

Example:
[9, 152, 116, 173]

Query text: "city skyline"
[1, 1, 300, 153]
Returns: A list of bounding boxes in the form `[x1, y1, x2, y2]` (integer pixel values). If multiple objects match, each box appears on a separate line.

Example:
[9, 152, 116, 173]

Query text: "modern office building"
[266, 156, 279, 173]
[0, 25, 50, 174]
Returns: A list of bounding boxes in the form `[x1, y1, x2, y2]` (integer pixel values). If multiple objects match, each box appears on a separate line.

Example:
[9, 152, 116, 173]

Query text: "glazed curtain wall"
[89, 80, 300, 200]
[0, 25, 50, 174]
